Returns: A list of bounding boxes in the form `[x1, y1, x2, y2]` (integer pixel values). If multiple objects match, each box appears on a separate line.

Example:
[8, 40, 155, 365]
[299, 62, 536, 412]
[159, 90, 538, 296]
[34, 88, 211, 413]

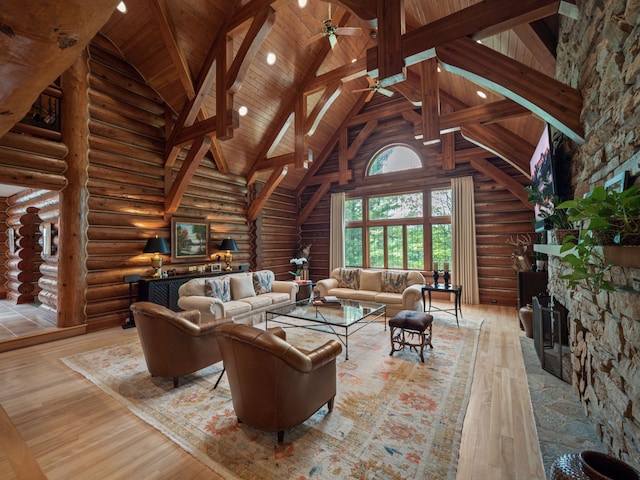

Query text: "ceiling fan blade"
[364, 90, 375, 103]
[304, 33, 326, 47]
[335, 27, 363, 37]
[352, 87, 371, 93]
[366, 76, 376, 87]
[301, 14, 326, 29]
[379, 87, 394, 97]
[328, 33, 338, 49]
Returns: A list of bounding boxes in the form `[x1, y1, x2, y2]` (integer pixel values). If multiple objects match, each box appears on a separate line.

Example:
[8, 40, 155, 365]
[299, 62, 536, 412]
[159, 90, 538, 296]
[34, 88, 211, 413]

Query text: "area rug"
[62, 315, 483, 480]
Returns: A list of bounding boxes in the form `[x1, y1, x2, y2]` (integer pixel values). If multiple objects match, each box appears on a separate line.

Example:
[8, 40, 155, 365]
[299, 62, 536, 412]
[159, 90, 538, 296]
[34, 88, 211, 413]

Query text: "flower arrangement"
[289, 257, 308, 277]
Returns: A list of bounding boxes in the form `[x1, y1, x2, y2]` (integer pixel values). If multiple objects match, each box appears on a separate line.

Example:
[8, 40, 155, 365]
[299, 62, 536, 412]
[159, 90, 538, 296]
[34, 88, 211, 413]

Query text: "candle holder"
[443, 270, 450, 286]
[432, 270, 440, 285]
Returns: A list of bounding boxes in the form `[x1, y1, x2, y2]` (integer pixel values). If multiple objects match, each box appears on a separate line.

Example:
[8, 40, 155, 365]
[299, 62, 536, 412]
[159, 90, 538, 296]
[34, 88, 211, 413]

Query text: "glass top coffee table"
[265, 299, 386, 360]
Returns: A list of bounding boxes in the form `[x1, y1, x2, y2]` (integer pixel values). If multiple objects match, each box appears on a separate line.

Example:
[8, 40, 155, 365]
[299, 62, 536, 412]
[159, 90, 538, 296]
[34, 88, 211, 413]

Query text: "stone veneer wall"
[550, 0, 640, 467]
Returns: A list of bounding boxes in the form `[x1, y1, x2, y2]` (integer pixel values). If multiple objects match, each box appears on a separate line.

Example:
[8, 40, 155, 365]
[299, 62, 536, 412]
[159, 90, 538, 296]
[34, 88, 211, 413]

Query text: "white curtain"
[329, 192, 345, 273]
[452, 176, 480, 304]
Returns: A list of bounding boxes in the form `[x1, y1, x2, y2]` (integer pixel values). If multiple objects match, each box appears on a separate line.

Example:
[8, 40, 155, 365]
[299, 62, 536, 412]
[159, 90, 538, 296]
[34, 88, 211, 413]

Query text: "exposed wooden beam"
[0, 0, 120, 138]
[302, 170, 353, 187]
[247, 166, 288, 221]
[208, 139, 229, 174]
[165, 136, 212, 214]
[420, 58, 440, 145]
[470, 157, 531, 208]
[437, 37, 583, 142]
[305, 82, 343, 136]
[298, 182, 331, 226]
[376, 0, 406, 86]
[470, 1, 561, 40]
[305, 58, 367, 93]
[461, 124, 534, 177]
[367, 0, 561, 78]
[441, 104, 455, 171]
[173, 110, 239, 147]
[334, 1, 377, 26]
[347, 120, 378, 160]
[512, 23, 556, 78]
[216, 36, 234, 141]
[440, 99, 530, 134]
[294, 94, 306, 169]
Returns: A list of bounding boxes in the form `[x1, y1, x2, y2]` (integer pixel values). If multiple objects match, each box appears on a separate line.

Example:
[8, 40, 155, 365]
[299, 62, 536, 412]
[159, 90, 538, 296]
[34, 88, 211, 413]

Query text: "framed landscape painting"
[171, 217, 209, 262]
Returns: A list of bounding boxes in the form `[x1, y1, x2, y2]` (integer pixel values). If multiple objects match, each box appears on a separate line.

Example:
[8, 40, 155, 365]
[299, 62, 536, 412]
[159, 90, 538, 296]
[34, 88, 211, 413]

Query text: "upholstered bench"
[389, 310, 433, 362]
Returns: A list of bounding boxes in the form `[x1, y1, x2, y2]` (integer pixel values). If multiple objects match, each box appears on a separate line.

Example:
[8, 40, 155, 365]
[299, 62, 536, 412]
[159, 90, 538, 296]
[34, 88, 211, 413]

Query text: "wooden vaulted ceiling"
[1, 0, 582, 213]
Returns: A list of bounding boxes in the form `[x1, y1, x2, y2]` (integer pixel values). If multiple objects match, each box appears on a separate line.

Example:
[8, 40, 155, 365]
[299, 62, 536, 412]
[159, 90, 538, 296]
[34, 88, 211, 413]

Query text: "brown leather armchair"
[130, 301, 232, 388]
[215, 322, 343, 443]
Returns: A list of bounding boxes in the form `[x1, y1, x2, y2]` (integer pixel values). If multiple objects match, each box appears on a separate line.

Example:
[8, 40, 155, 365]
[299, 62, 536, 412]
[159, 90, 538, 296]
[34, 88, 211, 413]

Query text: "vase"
[295, 275, 301, 281]
[518, 304, 534, 339]
[551, 451, 640, 480]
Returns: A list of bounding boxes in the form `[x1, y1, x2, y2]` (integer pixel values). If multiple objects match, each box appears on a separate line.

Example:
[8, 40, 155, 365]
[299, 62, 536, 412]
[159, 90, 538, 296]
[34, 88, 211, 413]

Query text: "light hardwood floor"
[0, 303, 545, 479]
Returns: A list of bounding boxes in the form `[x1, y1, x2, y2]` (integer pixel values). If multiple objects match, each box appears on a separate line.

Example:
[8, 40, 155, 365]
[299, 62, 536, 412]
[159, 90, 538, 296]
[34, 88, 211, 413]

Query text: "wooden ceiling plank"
[298, 182, 332, 226]
[437, 37, 583, 142]
[305, 82, 342, 136]
[306, 58, 368, 93]
[461, 124, 534, 177]
[294, 95, 306, 169]
[376, 0, 406, 87]
[420, 58, 440, 145]
[247, 166, 288, 221]
[209, 138, 229, 173]
[347, 120, 378, 160]
[366, 0, 560, 79]
[471, 2, 560, 40]
[470, 157, 531, 208]
[228, 0, 278, 31]
[165, 135, 212, 214]
[334, 1, 377, 26]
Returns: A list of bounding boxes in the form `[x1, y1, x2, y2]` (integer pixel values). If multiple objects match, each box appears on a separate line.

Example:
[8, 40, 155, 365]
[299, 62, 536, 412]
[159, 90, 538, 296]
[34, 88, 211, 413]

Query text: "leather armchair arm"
[306, 339, 343, 370]
[199, 316, 234, 335]
[316, 278, 338, 297]
[267, 326, 286, 341]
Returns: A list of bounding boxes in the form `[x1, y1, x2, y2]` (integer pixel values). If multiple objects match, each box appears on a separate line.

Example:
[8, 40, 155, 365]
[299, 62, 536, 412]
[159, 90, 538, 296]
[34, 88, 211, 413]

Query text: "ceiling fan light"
[266, 52, 276, 65]
[298, 0, 307, 7]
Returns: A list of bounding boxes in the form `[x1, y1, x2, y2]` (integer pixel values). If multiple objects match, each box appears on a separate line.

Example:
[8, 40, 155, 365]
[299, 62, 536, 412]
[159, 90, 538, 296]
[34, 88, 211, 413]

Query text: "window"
[367, 145, 422, 176]
[344, 189, 451, 271]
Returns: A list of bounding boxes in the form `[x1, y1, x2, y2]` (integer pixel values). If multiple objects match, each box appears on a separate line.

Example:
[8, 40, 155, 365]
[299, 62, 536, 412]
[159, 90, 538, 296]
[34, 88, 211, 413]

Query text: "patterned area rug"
[62, 315, 483, 480]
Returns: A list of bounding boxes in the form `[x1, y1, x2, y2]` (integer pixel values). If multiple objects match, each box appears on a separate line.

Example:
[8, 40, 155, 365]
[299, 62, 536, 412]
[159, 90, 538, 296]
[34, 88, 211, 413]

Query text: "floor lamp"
[122, 274, 141, 329]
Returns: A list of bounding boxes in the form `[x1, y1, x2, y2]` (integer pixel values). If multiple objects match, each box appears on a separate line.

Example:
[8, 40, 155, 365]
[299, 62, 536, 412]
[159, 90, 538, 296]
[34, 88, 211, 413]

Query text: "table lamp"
[219, 237, 238, 271]
[143, 236, 170, 277]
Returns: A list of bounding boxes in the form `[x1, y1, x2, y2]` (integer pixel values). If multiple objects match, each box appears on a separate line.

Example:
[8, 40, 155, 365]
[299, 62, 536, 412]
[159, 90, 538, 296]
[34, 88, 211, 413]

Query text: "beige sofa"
[177, 270, 297, 325]
[316, 268, 425, 316]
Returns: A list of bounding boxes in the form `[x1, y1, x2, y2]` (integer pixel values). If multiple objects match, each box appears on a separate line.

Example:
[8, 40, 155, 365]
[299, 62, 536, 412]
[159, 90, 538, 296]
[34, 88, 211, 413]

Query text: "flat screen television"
[529, 124, 555, 232]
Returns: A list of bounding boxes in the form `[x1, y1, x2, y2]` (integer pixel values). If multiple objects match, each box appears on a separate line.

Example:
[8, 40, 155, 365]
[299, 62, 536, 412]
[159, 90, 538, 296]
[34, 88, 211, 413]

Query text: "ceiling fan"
[303, 4, 362, 49]
[352, 76, 395, 102]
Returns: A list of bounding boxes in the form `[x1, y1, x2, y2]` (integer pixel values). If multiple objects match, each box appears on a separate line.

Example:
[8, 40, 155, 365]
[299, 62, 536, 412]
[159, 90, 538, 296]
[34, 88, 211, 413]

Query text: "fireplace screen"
[532, 295, 570, 383]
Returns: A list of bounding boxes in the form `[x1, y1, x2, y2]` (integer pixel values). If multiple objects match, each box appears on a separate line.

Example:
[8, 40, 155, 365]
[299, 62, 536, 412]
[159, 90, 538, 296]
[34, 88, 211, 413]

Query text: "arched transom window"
[367, 144, 423, 176]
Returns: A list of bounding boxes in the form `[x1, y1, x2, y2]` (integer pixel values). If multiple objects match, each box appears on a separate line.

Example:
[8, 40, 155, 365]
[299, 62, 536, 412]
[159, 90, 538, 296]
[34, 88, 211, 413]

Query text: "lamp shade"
[219, 238, 238, 252]
[143, 237, 170, 254]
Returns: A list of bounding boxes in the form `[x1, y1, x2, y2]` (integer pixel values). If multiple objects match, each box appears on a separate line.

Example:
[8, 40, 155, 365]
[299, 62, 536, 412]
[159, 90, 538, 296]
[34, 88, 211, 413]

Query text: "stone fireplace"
[541, 247, 640, 467]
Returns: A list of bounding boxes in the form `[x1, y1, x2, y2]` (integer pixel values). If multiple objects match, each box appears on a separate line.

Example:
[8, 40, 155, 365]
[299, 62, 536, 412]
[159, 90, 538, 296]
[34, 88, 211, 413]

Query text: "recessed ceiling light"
[476, 90, 487, 99]
[116, 1, 127, 13]
[266, 52, 276, 65]
[476, 39, 483, 44]
[298, 0, 307, 7]
[238, 106, 248, 116]
[437, 66, 441, 73]
[351, 58, 357, 63]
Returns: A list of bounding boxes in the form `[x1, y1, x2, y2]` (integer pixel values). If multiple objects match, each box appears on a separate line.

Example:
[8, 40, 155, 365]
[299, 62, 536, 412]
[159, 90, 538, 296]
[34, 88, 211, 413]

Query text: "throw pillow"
[382, 271, 409, 293]
[204, 278, 231, 302]
[359, 270, 381, 291]
[231, 274, 256, 300]
[337, 268, 360, 289]
[253, 271, 274, 295]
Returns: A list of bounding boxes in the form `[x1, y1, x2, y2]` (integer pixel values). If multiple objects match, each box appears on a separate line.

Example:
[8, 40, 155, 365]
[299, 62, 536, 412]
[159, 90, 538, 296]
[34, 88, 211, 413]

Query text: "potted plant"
[556, 183, 640, 291]
[525, 187, 577, 244]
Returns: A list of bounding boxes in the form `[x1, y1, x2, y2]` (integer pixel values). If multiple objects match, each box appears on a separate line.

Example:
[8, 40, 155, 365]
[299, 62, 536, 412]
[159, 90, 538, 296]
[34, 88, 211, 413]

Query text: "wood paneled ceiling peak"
[2, 0, 582, 213]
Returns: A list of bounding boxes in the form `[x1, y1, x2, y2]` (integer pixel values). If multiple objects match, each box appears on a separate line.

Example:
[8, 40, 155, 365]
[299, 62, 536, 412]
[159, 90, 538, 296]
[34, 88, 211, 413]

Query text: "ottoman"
[389, 310, 433, 362]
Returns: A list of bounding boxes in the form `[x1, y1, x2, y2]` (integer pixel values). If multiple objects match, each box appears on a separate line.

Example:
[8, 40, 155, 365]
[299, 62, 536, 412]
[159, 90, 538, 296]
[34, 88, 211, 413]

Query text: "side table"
[422, 283, 462, 326]
[295, 280, 315, 301]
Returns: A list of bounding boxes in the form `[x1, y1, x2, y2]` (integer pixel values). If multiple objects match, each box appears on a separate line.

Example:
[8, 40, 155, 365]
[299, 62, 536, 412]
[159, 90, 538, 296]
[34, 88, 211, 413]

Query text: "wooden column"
[58, 50, 90, 328]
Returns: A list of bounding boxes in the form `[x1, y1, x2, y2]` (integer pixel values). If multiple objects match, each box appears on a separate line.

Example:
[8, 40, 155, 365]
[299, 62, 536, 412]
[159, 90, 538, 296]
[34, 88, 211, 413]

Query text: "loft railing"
[13, 86, 62, 141]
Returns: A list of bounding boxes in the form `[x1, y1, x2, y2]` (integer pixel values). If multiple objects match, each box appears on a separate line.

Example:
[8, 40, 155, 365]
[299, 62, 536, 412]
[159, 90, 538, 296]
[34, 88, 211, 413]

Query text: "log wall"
[84, 34, 252, 330]
[0, 198, 7, 299]
[298, 109, 535, 307]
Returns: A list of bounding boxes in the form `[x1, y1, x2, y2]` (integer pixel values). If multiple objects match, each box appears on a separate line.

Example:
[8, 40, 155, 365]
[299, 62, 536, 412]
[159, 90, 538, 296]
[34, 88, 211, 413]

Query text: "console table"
[422, 283, 463, 326]
[139, 272, 226, 311]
